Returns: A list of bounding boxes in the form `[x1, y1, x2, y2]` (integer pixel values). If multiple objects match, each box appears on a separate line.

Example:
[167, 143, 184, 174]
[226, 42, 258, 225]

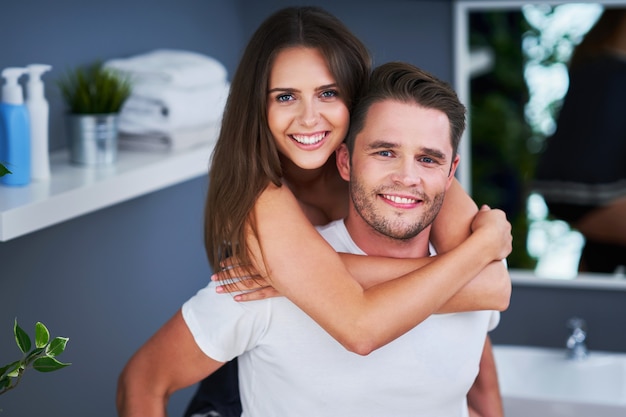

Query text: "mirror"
[453, 0, 626, 289]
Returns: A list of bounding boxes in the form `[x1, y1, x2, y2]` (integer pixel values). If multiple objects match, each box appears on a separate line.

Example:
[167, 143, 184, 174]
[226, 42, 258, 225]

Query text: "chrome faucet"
[566, 317, 588, 360]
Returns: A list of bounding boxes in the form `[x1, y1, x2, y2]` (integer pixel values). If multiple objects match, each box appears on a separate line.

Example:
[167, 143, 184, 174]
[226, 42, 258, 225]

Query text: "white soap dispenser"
[26, 64, 52, 181]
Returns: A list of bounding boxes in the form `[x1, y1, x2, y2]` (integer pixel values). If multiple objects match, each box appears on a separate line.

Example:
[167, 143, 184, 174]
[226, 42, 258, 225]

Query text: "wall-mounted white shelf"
[0, 143, 215, 242]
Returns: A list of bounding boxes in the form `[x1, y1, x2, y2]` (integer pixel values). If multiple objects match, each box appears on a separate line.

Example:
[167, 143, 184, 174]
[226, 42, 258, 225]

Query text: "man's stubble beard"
[350, 176, 445, 241]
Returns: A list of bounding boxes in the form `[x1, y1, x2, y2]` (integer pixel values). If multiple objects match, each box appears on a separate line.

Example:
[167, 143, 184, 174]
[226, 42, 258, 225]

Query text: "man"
[118, 62, 508, 417]
[332, 61, 503, 417]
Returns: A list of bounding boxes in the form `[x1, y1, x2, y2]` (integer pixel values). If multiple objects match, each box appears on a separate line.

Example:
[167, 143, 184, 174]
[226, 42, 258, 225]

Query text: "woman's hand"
[471, 205, 513, 261]
[212, 257, 282, 301]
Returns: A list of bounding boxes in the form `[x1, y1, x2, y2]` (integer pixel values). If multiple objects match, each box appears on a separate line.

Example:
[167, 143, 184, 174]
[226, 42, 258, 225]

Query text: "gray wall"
[0, 1, 623, 416]
[0, 1, 242, 416]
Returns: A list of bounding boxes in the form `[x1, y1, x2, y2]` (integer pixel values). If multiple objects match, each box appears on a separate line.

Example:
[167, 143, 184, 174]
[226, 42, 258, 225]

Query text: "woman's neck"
[280, 153, 336, 188]
[280, 153, 349, 225]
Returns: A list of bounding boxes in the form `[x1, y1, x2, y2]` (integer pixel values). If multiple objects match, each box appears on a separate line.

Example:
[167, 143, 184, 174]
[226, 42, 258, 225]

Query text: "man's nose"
[390, 158, 422, 186]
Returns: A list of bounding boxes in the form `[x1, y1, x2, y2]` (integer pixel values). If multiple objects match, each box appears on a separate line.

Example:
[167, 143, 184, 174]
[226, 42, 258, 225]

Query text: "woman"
[118, 7, 511, 416]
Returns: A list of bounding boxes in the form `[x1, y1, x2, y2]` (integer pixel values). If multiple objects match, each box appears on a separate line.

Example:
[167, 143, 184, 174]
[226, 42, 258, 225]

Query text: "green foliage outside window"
[469, 10, 537, 269]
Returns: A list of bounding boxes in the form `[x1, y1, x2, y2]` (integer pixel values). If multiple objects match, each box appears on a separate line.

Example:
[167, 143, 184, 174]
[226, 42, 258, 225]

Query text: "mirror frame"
[453, 0, 626, 290]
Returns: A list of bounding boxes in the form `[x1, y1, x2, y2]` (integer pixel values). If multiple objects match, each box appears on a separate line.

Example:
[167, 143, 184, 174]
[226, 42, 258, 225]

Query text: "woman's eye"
[276, 94, 294, 102]
[321, 89, 339, 99]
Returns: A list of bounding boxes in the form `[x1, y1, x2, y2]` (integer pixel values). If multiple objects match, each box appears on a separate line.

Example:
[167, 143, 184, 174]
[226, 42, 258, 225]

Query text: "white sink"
[493, 345, 626, 417]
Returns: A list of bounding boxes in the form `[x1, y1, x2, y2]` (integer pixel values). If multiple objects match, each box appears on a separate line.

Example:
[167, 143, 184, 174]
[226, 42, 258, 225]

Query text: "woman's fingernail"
[216, 285, 224, 293]
[234, 295, 242, 301]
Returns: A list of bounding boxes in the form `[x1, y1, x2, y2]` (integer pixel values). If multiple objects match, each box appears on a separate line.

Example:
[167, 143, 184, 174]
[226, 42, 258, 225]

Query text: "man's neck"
[343, 208, 431, 259]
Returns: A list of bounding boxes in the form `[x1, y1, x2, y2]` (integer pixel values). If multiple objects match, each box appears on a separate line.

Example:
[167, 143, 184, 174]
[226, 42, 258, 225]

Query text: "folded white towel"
[118, 81, 230, 134]
[105, 49, 228, 88]
[118, 122, 221, 152]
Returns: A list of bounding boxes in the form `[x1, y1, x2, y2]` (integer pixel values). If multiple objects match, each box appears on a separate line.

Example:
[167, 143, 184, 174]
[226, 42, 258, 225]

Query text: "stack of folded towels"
[105, 49, 229, 151]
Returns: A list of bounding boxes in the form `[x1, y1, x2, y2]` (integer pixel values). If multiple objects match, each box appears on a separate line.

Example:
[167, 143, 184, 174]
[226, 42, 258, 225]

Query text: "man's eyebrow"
[365, 140, 399, 150]
[421, 147, 447, 160]
[366, 141, 448, 160]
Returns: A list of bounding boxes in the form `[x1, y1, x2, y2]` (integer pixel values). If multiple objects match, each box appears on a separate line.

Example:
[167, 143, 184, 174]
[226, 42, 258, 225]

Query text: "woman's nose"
[297, 100, 320, 127]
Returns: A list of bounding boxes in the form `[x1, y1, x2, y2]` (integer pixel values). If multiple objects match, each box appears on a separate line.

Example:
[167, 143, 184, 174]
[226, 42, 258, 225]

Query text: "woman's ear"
[336, 144, 351, 181]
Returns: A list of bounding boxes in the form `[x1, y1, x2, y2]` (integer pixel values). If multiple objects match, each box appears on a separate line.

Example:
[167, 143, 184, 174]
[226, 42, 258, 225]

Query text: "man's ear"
[446, 154, 461, 190]
[336, 144, 351, 181]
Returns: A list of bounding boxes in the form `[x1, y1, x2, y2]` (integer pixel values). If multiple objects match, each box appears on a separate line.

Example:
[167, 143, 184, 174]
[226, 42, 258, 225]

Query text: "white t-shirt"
[183, 219, 499, 417]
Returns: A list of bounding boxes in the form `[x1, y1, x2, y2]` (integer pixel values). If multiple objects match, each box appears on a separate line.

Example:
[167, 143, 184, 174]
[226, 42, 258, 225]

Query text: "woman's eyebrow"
[316, 83, 338, 90]
[267, 87, 297, 94]
[268, 83, 338, 94]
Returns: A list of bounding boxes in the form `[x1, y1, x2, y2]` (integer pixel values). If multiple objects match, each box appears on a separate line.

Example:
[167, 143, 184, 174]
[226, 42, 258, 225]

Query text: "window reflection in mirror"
[466, 2, 626, 280]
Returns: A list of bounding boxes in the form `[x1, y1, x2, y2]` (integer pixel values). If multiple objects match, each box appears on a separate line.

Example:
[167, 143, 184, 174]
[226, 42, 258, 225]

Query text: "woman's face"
[267, 47, 350, 170]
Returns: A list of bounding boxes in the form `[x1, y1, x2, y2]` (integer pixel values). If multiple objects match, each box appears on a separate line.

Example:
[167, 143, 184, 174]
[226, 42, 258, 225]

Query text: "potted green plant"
[0, 320, 70, 400]
[57, 62, 131, 166]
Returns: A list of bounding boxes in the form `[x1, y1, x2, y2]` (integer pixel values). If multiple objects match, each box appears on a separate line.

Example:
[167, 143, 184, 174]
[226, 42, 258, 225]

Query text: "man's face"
[337, 100, 459, 240]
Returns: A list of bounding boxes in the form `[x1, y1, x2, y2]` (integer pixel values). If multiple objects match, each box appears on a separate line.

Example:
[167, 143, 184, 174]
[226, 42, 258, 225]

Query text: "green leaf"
[35, 322, 50, 348]
[14, 319, 31, 353]
[25, 347, 45, 362]
[0, 361, 20, 379]
[0, 375, 11, 389]
[0, 162, 11, 177]
[57, 62, 132, 114]
[33, 356, 71, 373]
[46, 337, 69, 357]
[0, 364, 9, 378]
[5, 360, 23, 378]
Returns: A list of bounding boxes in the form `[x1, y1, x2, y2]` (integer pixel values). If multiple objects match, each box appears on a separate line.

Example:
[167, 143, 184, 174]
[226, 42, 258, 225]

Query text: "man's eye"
[378, 150, 393, 157]
[419, 156, 438, 165]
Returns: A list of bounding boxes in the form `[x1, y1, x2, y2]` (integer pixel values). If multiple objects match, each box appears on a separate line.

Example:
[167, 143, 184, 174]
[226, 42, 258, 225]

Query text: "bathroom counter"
[0, 143, 215, 241]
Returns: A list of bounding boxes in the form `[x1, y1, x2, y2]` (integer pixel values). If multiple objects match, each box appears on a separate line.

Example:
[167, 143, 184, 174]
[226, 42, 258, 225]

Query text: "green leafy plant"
[0, 319, 70, 396]
[57, 62, 132, 114]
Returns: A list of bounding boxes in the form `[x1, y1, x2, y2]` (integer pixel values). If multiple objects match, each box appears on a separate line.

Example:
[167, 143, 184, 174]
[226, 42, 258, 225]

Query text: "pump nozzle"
[26, 64, 52, 100]
[1, 67, 28, 105]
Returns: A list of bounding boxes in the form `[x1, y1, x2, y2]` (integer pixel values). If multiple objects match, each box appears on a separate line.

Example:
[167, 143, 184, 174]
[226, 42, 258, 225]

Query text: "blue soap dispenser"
[0, 67, 31, 186]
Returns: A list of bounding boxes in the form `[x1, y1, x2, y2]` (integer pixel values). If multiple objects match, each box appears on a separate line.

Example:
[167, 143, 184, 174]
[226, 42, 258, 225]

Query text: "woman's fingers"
[233, 287, 282, 302]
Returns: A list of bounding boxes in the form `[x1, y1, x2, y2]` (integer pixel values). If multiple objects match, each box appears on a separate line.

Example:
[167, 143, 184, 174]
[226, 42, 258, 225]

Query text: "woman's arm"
[247, 183, 511, 355]
[225, 177, 510, 312]
[429, 177, 511, 311]
[430, 177, 478, 253]
[339, 255, 510, 312]
[217, 254, 509, 313]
